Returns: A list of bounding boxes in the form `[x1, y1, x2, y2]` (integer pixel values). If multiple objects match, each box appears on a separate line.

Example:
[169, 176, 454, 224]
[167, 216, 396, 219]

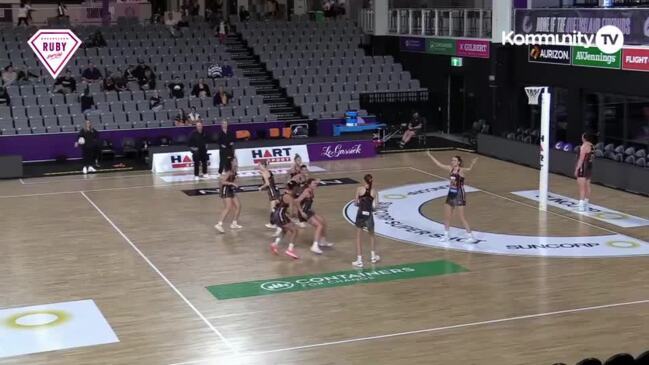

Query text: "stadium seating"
[236, 18, 425, 119]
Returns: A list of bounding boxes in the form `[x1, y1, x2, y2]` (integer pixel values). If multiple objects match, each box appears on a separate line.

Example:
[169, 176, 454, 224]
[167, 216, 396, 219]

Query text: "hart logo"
[250, 148, 292, 164]
[170, 153, 212, 168]
[260, 281, 294, 291]
[28, 29, 81, 79]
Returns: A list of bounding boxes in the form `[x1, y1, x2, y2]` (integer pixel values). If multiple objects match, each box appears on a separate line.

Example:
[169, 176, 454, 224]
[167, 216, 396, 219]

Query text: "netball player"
[270, 181, 300, 259]
[427, 151, 478, 243]
[353, 174, 379, 268]
[296, 178, 333, 254]
[290, 165, 309, 228]
[258, 160, 281, 233]
[575, 133, 595, 212]
[287, 154, 303, 179]
[214, 158, 242, 233]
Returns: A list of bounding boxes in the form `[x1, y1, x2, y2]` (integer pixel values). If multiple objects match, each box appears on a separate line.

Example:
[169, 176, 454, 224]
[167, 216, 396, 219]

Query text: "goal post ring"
[524, 86, 547, 106]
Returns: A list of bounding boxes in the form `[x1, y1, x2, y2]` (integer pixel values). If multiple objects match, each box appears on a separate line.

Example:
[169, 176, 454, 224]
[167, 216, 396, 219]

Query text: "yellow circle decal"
[594, 212, 628, 220]
[4, 310, 70, 330]
[383, 194, 406, 200]
[606, 241, 641, 249]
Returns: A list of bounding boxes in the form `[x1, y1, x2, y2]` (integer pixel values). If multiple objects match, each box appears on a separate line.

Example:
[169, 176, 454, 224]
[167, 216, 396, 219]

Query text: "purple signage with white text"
[307, 140, 376, 161]
[399, 37, 426, 53]
[456, 39, 490, 59]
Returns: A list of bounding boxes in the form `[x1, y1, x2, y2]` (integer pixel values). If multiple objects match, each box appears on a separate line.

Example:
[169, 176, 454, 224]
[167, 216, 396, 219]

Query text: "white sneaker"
[82, 166, 88, 174]
[265, 223, 277, 229]
[352, 259, 364, 268]
[319, 240, 334, 247]
[297, 222, 307, 228]
[577, 201, 586, 212]
[203, 174, 210, 179]
[464, 236, 477, 243]
[88, 166, 96, 173]
[214, 223, 224, 233]
[194, 176, 200, 181]
[230, 223, 243, 229]
[371, 254, 381, 264]
[273, 227, 282, 237]
[310, 245, 323, 255]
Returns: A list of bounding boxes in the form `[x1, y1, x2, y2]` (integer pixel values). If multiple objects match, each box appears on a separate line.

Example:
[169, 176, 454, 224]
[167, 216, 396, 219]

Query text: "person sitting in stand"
[399, 112, 425, 148]
[0, 86, 10, 106]
[138, 68, 156, 91]
[79, 86, 96, 113]
[53, 69, 76, 94]
[168, 76, 185, 98]
[102, 76, 116, 92]
[81, 62, 102, 83]
[84, 30, 106, 48]
[149, 90, 163, 111]
[191, 78, 211, 98]
[187, 106, 201, 124]
[239, 6, 250, 21]
[175, 108, 189, 126]
[213, 86, 231, 106]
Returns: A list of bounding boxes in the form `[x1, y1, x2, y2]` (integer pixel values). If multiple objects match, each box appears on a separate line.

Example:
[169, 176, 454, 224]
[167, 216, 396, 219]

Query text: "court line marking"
[167, 298, 649, 364]
[408, 166, 626, 236]
[207, 311, 262, 319]
[80, 191, 238, 354]
[0, 167, 408, 199]
[19, 178, 25, 185]
[19, 172, 156, 185]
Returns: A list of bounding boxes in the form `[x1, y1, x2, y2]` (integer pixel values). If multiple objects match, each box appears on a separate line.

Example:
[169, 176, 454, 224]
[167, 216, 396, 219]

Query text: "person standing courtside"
[74, 120, 99, 174]
[217, 120, 235, 174]
[188, 121, 209, 180]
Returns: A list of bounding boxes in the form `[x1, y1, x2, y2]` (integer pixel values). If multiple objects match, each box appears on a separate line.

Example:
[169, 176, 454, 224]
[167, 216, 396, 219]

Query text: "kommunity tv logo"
[502, 25, 624, 54]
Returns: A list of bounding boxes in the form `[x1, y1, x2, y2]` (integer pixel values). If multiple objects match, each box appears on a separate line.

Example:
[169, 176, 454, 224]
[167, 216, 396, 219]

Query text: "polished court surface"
[1, 151, 648, 365]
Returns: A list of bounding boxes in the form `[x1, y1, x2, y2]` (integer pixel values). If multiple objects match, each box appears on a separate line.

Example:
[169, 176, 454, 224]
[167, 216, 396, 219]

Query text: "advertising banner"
[399, 37, 426, 53]
[456, 39, 490, 59]
[622, 47, 649, 71]
[528, 44, 572, 65]
[307, 140, 376, 162]
[426, 38, 456, 56]
[571, 46, 622, 69]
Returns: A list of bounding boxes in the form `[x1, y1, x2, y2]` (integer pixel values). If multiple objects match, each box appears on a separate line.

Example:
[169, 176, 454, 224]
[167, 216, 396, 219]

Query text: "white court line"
[18, 178, 25, 185]
[80, 191, 238, 354]
[0, 166, 409, 199]
[167, 298, 649, 365]
[207, 311, 262, 319]
[19, 172, 156, 185]
[408, 166, 625, 236]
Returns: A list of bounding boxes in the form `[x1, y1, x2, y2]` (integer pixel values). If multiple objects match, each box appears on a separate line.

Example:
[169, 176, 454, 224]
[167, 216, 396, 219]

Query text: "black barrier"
[0, 155, 23, 179]
[477, 134, 649, 195]
[182, 177, 359, 196]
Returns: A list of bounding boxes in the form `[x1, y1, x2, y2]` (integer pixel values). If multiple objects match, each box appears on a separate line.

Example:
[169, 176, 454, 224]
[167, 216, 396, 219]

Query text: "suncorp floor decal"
[343, 181, 649, 258]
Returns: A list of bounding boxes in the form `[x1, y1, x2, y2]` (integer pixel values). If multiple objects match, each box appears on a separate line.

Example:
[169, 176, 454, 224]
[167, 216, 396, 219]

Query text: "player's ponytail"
[364, 174, 373, 192]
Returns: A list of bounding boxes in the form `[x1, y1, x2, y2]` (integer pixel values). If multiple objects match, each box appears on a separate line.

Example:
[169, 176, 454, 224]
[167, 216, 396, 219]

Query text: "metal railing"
[359, 8, 491, 38]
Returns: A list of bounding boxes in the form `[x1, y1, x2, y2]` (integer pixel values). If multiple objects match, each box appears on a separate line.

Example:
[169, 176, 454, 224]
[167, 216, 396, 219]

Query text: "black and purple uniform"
[577, 147, 594, 179]
[445, 168, 466, 207]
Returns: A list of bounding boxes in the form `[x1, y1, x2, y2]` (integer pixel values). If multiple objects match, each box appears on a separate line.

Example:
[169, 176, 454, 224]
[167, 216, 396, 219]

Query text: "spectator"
[168, 77, 185, 98]
[53, 69, 76, 94]
[216, 20, 227, 44]
[74, 120, 99, 174]
[139, 68, 156, 90]
[79, 86, 96, 112]
[0, 86, 10, 106]
[57, 1, 67, 18]
[17, 2, 30, 26]
[81, 63, 102, 83]
[188, 121, 209, 179]
[213, 86, 231, 106]
[84, 30, 106, 48]
[113, 72, 129, 91]
[1, 65, 18, 86]
[239, 6, 250, 21]
[175, 108, 189, 126]
[188, 106, 201, 124]
[149, 90, 163, 111]
[165, 11, 180, 37]
[191, 79, 211, 98]
[399, 112, 424, 148]
[102, 76, 116, 92]
[217, 120, 235, 174]
[132, 59, 150, 81]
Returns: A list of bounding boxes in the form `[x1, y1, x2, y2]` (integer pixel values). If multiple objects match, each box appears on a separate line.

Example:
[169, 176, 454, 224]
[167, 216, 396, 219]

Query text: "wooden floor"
[1, 151, 648, 365]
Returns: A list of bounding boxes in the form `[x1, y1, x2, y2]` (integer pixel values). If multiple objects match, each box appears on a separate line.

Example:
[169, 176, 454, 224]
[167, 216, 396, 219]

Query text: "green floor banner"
[206, 260, 467, 300]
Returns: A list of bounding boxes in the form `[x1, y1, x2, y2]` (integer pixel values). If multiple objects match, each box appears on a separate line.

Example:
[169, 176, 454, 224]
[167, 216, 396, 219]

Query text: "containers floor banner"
[0, 299, 118, 358]
[343, 182, 649, 258]
[511, 190, 649, 228]
[206, 260, 467, 300]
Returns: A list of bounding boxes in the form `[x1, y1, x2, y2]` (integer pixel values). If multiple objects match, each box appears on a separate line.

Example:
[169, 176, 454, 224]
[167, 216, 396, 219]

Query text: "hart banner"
[514, 9, 649, 45]
[27, 29, 82, 79]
